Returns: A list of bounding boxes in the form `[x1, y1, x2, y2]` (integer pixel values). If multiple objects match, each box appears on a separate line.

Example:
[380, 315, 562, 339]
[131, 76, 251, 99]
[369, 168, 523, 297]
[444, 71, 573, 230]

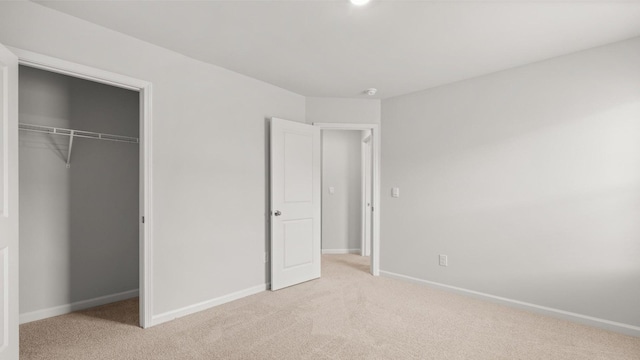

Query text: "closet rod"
[19, 123, 139, 168]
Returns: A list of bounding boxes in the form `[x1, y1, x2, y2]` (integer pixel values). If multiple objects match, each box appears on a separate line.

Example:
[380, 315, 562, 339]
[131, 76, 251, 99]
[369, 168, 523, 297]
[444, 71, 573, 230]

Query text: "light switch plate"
[329, 186, 335, 194]
[392, 187, 400, 198]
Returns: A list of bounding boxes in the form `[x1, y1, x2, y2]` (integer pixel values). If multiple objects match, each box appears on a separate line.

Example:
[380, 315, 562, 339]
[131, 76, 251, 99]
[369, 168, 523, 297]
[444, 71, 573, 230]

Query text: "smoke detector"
[365, 88, 378, 96]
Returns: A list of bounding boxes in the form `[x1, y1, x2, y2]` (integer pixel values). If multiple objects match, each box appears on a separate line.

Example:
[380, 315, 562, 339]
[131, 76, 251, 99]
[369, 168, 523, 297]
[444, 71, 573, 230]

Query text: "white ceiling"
[35, 1, 640, 99]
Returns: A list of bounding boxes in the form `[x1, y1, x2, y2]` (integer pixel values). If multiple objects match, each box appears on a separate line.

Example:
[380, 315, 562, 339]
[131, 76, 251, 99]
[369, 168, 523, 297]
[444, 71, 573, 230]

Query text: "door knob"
[274, 210, 282, 216]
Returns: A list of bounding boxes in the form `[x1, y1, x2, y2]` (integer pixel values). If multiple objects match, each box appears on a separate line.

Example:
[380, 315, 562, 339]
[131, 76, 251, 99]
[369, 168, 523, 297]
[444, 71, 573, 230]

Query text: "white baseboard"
[151, 283, 268, 327]
[20, 289, 139, 324]
[379, 270, 640, 337]
[322, 249, 361, 255]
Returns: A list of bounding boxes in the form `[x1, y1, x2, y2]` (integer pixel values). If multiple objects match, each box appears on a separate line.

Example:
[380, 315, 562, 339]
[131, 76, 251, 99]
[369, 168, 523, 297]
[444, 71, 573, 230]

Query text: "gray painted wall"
[19, 66, 139, 315]
[381, 37, 640, 328]
[321, 130, 362, 252]
[306, 97, 381, 124]
[0, 1, 305, 318]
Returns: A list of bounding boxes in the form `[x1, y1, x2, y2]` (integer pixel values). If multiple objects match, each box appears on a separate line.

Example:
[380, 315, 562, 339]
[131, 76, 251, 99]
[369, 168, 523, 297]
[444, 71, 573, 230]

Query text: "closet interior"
[18, 65, 140, 324]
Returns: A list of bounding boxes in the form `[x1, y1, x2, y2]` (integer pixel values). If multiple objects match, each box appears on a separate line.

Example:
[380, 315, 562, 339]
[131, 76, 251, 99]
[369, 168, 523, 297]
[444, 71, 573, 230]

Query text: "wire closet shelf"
[19, 123, 139, 168]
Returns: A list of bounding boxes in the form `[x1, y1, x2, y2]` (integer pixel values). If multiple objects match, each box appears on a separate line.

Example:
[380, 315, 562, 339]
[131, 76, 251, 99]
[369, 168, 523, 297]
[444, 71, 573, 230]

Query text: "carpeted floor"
[20, 254, 640, 359]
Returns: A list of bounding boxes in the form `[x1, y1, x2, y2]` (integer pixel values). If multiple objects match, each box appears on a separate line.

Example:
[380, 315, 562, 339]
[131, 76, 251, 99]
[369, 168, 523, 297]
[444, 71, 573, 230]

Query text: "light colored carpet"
[21, 254, 640, 359]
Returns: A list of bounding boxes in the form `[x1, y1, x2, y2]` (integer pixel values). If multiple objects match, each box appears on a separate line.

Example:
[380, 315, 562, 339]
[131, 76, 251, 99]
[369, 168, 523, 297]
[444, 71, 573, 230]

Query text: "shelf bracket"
[66, 130, 74, 169]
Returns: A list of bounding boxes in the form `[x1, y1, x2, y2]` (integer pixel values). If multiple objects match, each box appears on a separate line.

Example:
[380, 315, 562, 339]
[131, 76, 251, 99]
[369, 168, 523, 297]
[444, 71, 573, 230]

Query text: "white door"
[270, 118, 321, 291]
[0, 43, 19, 359]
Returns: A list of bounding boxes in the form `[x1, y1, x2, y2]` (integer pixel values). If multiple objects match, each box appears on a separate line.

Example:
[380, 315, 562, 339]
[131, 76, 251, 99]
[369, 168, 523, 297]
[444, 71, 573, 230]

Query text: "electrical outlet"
[439, 254, 448, 267]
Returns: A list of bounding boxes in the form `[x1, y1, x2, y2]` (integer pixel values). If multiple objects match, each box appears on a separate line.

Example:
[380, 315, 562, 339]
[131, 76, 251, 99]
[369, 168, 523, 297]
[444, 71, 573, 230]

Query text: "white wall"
[321, 130, 362, 253]
[306, 97, 380, 124]
[0, 1, 305, 321]
[19, 66, 139, 317]
[381, 37, 640, 330]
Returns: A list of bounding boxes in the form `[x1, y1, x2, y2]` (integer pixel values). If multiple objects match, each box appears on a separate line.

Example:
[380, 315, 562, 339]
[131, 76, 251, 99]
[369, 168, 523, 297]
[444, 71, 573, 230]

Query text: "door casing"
[361, 131, 373, 257]
[0, 40, 19, 359]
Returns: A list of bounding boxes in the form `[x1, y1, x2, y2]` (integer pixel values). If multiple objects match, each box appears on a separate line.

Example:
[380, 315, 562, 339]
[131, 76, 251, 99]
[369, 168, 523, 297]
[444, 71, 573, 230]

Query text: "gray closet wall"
[19, 66, 139, 317]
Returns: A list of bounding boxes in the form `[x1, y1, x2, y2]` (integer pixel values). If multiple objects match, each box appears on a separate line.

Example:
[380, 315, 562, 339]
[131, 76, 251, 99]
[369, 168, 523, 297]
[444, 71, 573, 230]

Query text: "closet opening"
[16, 54, 152, 330]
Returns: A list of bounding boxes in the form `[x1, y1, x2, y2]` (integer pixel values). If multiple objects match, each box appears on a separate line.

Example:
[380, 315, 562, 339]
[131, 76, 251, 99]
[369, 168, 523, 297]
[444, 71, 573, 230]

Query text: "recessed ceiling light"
[350, 0, 370, 6]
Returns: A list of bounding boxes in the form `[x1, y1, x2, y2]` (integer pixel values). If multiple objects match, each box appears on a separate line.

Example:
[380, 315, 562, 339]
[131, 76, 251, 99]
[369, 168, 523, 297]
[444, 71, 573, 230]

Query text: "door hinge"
[142, 216, 145, 224]
[371, 207, 374, 212]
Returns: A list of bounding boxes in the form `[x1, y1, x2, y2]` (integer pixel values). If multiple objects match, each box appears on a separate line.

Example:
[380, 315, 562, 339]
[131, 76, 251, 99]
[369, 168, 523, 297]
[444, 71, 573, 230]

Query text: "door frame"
[9, 47, 154, 328]
[313, 123, 380, 276]
[361, 131, 372, 257]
